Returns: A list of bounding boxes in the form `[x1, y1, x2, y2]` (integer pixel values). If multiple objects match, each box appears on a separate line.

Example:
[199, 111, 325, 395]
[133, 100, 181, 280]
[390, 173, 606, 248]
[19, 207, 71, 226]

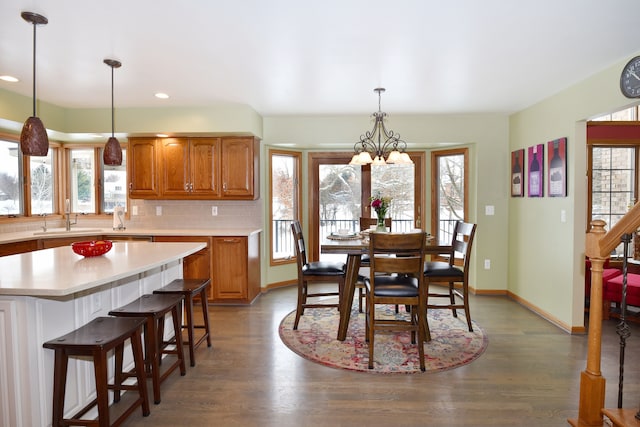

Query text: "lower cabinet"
[1, 231, 261, 304]
[211, 234, 261, 304]
[154, 233, 261, 304]
[0, 240, 39, 256]
[39, 235, 102, 249]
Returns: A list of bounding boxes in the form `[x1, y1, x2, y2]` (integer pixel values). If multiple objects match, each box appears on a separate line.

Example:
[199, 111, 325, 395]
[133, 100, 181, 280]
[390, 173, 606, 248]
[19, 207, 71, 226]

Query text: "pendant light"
[20, 11, 49, 157]
[103, 58, 123, 166]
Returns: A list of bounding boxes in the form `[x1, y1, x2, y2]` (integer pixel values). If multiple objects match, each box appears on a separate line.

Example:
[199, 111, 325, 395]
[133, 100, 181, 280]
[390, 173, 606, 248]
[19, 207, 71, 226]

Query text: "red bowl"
[71, 240, 113, 257]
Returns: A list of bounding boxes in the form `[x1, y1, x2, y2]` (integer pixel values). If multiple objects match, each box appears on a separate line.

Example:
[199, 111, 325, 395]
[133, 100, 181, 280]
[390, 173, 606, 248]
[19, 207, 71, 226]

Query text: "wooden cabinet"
[128, 136, 259, 200]
[211, 233, 260, 303]
[221, 137, 260, 200]
[153, 236, 212, 285]
[128, 137, 160, 198]
[0, 240, 38, 256]
[39, 235, 102, 249]
[160, 137, 221, 199]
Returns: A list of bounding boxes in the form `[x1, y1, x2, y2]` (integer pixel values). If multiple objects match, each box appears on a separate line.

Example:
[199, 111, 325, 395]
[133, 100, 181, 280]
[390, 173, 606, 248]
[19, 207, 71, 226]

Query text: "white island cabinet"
[0, 241, 206, 427]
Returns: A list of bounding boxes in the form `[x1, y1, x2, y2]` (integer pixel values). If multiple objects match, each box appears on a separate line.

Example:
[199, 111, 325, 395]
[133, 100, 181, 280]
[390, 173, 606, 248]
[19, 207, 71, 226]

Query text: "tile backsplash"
[0, 199, 263, 234]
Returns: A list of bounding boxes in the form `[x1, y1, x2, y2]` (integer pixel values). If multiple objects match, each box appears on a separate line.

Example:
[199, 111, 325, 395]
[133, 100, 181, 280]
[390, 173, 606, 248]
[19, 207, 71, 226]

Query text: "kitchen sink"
[33, 228, 103, 236]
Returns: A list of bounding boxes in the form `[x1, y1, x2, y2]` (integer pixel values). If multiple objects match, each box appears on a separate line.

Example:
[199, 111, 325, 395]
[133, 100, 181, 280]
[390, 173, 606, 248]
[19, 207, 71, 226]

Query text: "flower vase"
[376, 215, 386, 231]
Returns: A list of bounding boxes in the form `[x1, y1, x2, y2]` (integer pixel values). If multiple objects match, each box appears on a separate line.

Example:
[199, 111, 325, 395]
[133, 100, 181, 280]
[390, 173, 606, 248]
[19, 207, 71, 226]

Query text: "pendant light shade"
[103, 58, 122, 166]
[20, 11, 49, 157]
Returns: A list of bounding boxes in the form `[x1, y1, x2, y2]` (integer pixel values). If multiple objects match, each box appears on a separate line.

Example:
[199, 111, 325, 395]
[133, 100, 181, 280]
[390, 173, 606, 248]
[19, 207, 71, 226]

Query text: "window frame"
[430, 147, 469, 246]
[269, 148, 302, 266]
[64, 143, 128, 217]
[0, 133, 62, 219]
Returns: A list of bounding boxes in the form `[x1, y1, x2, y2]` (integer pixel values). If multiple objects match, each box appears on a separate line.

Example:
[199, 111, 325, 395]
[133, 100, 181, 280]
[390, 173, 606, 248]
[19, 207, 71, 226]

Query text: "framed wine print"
[527, 144, 544, 197]
[547, 137, 567, 197]
[511, 149, 525, 197]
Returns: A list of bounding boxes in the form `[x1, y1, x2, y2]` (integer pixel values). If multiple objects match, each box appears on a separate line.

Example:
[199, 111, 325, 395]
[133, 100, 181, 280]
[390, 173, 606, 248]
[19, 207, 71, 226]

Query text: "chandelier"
[349, 88, 412, 166]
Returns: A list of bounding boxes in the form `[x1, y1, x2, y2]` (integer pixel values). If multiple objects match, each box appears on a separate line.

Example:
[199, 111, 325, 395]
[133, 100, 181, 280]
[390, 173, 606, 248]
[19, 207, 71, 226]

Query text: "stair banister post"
[570, 219, 607, 426]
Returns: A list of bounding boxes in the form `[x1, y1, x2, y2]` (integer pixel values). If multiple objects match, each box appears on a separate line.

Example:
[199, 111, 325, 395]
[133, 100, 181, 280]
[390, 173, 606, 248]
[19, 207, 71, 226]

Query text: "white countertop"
[0, 241, 206, 297]
[0, 227, 262, 244]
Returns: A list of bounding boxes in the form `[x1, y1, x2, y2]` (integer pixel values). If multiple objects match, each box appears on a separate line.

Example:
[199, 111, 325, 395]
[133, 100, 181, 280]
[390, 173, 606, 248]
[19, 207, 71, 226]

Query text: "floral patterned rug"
[279, 304, 488, 374]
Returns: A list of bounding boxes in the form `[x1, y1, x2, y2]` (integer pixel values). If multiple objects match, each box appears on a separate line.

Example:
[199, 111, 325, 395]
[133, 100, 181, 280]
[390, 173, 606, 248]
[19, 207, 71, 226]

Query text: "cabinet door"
[160, 138, 190, 197]
[221, 137, 258, 199]
[40, 235, 102, 249]
[129, 138, 160, 198]
[190, 138, 221, 197]
[0, 240, 38, 256]
[212, 237, 247, 300]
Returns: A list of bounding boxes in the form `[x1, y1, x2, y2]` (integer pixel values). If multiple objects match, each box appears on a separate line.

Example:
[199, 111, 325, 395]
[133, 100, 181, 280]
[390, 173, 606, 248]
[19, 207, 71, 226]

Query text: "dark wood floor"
[120, 285, 640, 427]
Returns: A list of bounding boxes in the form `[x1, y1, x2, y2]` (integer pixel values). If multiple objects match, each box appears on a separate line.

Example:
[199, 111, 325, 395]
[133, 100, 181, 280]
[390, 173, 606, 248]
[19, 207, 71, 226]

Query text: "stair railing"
[570, 201, 640, 426]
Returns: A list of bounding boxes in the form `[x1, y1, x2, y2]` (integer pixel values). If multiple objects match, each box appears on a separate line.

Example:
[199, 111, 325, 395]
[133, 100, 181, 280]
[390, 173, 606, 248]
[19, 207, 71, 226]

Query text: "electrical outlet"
[484, 259, 491, 270]
[211, 206, 218, 216]
[156, 206, 162, 216]
[132, 205, 138, 216]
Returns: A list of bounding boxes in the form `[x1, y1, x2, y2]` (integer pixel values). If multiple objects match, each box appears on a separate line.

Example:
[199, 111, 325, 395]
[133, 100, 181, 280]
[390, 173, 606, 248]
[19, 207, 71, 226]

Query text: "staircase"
[570, 202, 640, 426]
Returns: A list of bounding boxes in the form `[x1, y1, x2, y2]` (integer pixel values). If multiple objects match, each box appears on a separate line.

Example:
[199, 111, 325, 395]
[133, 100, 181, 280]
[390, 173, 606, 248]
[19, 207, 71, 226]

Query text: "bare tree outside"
[30, 162, 53, 214]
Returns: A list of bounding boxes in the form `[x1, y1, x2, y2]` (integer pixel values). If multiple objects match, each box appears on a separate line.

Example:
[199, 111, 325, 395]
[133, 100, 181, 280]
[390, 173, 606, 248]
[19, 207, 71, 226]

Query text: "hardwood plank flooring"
[119, 286, 640, 427]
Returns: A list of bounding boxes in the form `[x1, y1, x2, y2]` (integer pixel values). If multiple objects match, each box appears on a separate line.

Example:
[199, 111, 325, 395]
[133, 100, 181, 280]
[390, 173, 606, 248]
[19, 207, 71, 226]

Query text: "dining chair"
[291, 220, 346, 330]
[356, 217, 392, 312]
[364, 231, 427, 371]
[423, 221, 477, 332]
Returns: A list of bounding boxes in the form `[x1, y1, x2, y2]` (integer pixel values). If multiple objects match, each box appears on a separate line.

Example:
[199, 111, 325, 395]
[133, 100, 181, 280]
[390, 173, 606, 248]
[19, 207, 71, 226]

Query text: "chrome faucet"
[40, 213, 47, 232]
[65, 212, 77, 231]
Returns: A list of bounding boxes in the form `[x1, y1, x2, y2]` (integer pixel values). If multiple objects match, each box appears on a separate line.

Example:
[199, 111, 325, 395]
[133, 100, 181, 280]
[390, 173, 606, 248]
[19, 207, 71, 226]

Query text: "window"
[67, 146, 127, 215]
[0, 139, 22, 215]
[269, 149, 301, 265]
[0, 137, 58, 217]
[587, 119, 640, 258]
[308, 152, 424, 262]
[431, 148, 468, 245]
[29, 151, 55, 214]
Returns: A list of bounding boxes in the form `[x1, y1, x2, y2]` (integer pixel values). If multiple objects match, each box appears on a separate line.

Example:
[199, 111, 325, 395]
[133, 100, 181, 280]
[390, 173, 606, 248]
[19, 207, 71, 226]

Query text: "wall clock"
[620, 56, 640, 98]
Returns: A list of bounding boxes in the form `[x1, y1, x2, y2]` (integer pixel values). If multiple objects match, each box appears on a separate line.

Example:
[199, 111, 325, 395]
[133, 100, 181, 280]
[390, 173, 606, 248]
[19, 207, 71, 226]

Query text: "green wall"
[509, 53, 640, 330]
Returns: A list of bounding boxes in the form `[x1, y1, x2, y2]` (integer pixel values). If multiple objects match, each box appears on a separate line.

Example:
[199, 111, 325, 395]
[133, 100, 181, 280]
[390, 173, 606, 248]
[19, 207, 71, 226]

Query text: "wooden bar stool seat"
[109, 293, 186, 404]
[43, 316, 150, 427]
[153, 278, 212, 367]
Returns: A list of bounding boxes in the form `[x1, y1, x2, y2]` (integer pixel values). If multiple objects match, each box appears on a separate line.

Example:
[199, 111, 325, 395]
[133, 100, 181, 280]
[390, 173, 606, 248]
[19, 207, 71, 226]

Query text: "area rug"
[279, 304, 488, 374]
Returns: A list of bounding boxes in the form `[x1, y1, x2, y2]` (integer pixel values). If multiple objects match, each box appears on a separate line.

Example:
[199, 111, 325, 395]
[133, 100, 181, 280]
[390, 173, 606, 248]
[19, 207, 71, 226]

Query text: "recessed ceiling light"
[0, 75, 19, 83]
[155, 93, 169, 99]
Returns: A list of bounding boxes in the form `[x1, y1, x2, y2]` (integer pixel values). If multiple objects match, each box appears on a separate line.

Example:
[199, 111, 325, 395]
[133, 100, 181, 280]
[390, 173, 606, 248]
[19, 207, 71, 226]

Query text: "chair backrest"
[291, 220, 308, 269]
[448, 221, 477, 274]
[359, 217, 392, 231]
[369, 232, 426, 277]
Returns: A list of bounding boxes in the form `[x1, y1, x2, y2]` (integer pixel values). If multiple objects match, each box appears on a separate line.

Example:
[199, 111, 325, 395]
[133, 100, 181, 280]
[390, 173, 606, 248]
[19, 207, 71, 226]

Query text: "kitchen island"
[0, 240, 206, 427]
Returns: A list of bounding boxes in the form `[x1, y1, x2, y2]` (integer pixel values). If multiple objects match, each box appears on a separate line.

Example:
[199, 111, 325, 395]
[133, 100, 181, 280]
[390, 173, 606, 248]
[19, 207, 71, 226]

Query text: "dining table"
[321, 231, 450, 341]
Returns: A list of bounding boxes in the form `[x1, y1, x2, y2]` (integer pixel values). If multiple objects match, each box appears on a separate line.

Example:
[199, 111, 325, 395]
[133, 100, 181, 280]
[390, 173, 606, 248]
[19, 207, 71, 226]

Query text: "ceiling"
[1, 0, 640, 117]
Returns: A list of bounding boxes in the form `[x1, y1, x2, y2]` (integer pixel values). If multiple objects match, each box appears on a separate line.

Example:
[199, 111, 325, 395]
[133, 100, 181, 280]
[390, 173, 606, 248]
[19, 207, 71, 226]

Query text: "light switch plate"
[485, 205, 495, 216]
[211, 206, 218, 216]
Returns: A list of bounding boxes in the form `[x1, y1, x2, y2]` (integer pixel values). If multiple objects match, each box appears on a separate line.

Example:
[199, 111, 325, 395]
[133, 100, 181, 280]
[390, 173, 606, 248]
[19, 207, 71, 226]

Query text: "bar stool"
[153, 278, 212, 367]
[109, 294, 186, 404]
[42, 316, 150, 427]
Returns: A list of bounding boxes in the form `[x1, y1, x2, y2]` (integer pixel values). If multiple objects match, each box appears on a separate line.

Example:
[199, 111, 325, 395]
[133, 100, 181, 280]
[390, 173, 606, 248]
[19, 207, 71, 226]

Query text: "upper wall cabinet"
[128, 137, 161, 198]
[161, 137, 221, 199]
[128, 136, 260, 200]
[221, 137, 260, 200]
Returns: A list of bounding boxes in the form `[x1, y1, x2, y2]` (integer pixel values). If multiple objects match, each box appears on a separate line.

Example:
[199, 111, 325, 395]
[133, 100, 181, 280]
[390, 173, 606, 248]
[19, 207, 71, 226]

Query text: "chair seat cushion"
[302, 261, 345, 276]
[604, 273, 640, 306]
[364, 275, 419, 297]
[424, 261, 463, 278]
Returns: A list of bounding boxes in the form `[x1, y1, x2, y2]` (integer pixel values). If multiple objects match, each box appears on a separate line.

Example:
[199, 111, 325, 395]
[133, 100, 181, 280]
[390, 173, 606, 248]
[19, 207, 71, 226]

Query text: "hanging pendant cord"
[31, 22, 37, 116]
[110, 65, 115, 137]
